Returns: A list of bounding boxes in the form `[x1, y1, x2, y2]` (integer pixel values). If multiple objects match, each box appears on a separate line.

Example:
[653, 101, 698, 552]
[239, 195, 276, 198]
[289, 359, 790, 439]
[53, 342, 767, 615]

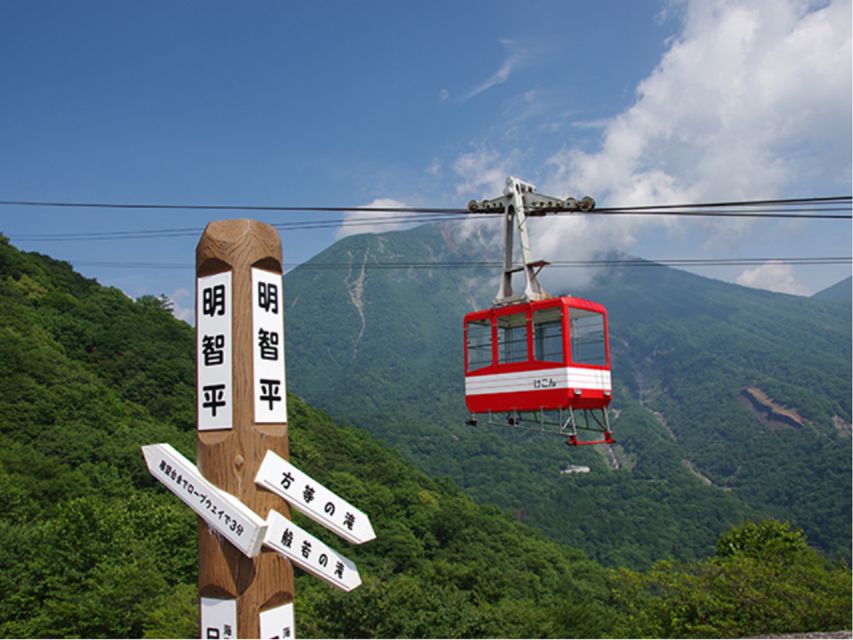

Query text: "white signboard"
[255, 451, 375, 545]
[264, 510, 362, 592]
[252, 268, 287, 424]
[197, 271, 233, 431]
[260, 601, 296, 639]
[201, 597, 236, 640]
[142, 443, 267, 557]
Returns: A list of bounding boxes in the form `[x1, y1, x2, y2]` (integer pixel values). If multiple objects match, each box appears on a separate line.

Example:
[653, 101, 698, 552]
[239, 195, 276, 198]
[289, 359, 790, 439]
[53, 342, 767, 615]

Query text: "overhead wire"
[0, 199, 466, 214]
[578, 208, 851, 219]
[0, 194, 849, 214]
[594, 195, 851, 211]
[2, 194, 849, 248]
[5, 196, 852, 242]
[70, 256, 852, 271]
[5, 213, 468, 241]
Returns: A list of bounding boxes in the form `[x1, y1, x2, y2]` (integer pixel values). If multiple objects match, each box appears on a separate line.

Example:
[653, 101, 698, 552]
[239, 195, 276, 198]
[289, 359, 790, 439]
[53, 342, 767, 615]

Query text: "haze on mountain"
[284, 221, 852, 568]
[812, 276, 853, 303]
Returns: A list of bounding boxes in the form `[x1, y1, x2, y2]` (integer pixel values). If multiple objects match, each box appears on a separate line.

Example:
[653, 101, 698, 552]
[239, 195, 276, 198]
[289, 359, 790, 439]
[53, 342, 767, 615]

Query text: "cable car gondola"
[464, 177, 613, 446]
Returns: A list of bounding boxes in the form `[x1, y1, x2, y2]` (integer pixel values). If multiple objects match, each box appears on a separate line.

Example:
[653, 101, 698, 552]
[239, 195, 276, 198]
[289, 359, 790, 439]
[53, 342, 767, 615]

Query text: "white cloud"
[463, 40, 525, 100]
[545, 0, 850, 289]
[171, 287, 191, 299]
[570, 118, 612, 130]
[169, 287, 194, 322]
[450, 0, 852, 294]
[439, 88, 450, 101]
[335, 198, 414, 240]
[426, 158, 442, 176]
[548, 0, 851, 208]
[736, 260, 810, 295]
[549, 0, 850, 223]
[453, 148, 519, 200]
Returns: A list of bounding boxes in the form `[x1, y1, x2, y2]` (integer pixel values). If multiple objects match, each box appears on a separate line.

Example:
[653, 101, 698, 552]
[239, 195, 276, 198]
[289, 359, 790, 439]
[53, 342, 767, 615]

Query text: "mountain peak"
[812, 276, 852, 302]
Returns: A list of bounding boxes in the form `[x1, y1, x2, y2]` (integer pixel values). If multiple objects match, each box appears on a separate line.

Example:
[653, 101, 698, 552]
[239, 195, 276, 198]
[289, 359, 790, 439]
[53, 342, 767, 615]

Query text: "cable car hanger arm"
[466, 180, 595, 216]
[467, 176, 595, 306]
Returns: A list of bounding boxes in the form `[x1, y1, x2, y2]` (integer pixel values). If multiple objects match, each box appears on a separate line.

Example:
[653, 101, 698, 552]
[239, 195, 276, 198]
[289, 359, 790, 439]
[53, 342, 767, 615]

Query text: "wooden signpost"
[143, 218, 375, 638]
[195, 219, 292, 639]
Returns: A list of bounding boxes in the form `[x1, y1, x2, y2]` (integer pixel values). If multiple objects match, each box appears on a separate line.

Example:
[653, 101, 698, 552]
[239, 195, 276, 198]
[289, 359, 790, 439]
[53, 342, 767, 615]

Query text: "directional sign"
[197, 271, 233, 431]
[260, 601, 295, 639]
[252, 268, 287, 424]
[142, 443, 267, 557]
[255, 450, 375, 545]
[264, 510, 362, 592]
[201, 597, 237, 640]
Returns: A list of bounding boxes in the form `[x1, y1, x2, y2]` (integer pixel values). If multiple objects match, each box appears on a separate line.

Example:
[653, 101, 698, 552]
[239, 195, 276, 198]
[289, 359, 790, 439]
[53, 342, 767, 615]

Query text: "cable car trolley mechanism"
[464, 176, 614, 447]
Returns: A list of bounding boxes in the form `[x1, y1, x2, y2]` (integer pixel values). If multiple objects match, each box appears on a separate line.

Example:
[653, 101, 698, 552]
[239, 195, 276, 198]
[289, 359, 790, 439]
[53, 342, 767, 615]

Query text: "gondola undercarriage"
[466, 405, 613, 447]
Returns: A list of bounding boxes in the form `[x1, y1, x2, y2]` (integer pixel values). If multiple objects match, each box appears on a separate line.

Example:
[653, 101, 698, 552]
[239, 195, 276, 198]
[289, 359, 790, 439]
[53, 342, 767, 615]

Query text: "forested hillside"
[812, 275, 852, 302]
[0, 234, 849, 638]
[284, 222, 852, 567]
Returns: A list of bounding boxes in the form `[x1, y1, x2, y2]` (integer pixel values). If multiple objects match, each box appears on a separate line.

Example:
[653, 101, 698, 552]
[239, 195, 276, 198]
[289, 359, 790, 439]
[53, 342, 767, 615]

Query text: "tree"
[610, 520, 852, 638]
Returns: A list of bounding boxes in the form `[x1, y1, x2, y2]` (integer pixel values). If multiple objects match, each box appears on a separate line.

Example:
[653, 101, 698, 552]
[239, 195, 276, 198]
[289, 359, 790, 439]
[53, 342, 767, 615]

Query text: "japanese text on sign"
[142, 443, 267, 557]
[197, 271, 233, 430]
[255, 450, 375, 545]
[252, 268, 287, 423]
[264, 510, 361, 592]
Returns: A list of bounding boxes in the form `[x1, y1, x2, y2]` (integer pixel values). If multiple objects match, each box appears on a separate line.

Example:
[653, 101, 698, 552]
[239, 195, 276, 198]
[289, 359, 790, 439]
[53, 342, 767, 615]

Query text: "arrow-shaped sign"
[264, 510, 362, 592]
[255, 451, 375, 545]
[142, 443, 267, 557]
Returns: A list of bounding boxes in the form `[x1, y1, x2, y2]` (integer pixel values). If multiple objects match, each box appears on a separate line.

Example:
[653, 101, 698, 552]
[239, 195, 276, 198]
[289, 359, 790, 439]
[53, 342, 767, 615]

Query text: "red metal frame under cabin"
[464, 296, 612, 414]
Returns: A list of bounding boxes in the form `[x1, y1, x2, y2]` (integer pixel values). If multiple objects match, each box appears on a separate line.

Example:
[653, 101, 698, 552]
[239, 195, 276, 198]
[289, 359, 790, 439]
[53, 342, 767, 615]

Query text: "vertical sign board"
[197, 271, 233, 431]
[252, 268, 287, 424]
[201, 597, 237, 639]
[195, 220, 294, 639]
[259, 602, 295, 639]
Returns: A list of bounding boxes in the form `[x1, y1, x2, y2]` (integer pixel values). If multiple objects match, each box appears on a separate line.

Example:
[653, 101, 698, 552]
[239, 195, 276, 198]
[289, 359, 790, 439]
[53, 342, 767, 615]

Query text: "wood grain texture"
[196, 219, 293, 638]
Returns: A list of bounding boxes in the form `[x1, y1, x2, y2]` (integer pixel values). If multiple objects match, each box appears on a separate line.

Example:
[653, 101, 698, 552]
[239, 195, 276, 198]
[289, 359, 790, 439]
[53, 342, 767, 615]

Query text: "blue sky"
[1, 0, 850, 321]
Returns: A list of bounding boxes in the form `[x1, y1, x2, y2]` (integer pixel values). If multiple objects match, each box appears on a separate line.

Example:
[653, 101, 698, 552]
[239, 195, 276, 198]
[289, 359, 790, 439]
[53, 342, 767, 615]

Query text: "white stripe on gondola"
[465, 366, 611, 396]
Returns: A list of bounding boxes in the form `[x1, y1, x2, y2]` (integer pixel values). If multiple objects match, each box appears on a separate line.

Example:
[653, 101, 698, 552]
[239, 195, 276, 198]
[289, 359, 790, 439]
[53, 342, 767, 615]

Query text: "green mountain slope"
[0, 234, 849, 638]
[812, 275, 852, 302]
[0, 239, 198, 637]
[283, 223, 852, 567]
[597, 261, 851, 556]
[0, 235, 612, 638]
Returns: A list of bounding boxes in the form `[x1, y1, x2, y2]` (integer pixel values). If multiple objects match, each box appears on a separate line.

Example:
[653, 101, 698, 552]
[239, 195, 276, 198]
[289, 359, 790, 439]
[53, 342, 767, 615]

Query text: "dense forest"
[284, 222, 852, 567]
[0, 234, 849, 638]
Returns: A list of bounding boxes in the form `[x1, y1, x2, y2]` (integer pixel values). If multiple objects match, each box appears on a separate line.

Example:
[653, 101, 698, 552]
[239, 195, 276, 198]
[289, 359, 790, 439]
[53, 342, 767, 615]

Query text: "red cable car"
[464, 177, 614, 446]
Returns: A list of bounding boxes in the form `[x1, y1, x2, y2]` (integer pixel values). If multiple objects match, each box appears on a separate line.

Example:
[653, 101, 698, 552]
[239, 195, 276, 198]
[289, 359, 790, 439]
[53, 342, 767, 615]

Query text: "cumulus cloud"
[453, 148, 519, 200]
[452, 0, 851, 293]
[547, 0, 851, 206]
[736, 260, 810, 295]
[335, 198, 414, 240]
[547, 0, 852, 264]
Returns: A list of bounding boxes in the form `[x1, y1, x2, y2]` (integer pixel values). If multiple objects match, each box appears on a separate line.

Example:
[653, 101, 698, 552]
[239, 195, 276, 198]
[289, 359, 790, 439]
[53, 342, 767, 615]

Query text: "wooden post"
[196, 219, 293, 639]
